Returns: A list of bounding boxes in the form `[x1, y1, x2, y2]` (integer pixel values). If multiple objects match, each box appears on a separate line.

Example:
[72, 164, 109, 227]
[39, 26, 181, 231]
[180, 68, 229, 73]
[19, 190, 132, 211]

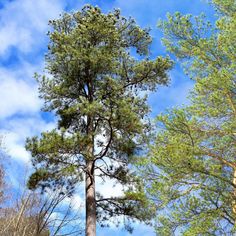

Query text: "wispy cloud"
[1, 115, 55, 162]
[0, 0, 65, 56]
[0, 0, 65, 163]
[0, 65, 41, 119]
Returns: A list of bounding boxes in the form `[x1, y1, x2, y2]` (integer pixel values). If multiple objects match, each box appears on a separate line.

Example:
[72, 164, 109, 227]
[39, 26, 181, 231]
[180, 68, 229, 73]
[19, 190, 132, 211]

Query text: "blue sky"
[0, 0, 216, 235]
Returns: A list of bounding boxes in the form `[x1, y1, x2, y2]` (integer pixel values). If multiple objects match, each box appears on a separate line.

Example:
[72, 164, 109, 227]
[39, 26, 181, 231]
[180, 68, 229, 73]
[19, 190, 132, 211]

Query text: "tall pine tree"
[25, 5, 172, 236]
[141, 0, 236, 235]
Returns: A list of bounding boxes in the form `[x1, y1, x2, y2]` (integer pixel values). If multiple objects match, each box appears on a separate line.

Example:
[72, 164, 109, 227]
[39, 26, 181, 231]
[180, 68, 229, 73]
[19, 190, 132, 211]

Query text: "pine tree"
[25, 5, 172, 236]
[141, 0, 236, 235]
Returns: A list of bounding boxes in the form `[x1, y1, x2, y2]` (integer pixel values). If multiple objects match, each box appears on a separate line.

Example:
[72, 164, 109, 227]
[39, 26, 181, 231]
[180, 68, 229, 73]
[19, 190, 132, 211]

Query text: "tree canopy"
[25, 5, 172, 235]
[141, 0, 236, 235]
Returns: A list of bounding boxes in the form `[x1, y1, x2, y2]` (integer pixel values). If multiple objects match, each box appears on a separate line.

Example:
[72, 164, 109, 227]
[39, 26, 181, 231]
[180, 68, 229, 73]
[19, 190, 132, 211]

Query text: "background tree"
[25, 5, 172, 236]
[141, 0, 236, 235]
[0, 186, 82, 236]
[0, 135, 81, 236]
[0, 135, 4, 205]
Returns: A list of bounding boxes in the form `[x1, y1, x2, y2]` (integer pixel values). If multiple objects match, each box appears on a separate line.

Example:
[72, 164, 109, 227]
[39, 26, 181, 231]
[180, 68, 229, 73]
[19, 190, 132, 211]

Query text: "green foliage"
[26, 5, 172, 231]
[142, 0, 236, 235]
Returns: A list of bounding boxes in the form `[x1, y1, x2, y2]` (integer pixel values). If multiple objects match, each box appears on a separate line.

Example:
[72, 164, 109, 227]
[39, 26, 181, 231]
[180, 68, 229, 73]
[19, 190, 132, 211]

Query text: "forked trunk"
[85, 160, 96, 236]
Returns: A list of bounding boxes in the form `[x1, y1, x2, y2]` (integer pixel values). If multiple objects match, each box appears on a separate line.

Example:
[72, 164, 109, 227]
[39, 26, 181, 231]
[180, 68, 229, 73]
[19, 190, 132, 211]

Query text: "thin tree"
[0, 137, 5, 205]
[0, 153, 81, 236]
[25, 5, 172, 236]
[0, 188, 82, 236]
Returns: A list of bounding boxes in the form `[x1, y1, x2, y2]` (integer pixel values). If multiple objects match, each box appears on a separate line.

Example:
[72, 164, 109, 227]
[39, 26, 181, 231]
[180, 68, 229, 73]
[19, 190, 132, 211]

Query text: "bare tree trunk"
[85, 77, 96, 236]
[85, 112, 96, 236]
[85, 160, 96, 236]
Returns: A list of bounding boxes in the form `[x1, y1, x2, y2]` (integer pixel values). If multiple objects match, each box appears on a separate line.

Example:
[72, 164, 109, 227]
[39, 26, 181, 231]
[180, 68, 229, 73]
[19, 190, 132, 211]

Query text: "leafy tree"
[141, 0, 236, 235]
[25, 5, 172, 236]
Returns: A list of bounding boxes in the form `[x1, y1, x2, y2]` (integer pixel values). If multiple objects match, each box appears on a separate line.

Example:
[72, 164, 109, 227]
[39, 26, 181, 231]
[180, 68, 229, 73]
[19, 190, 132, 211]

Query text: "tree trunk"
[86, 82, 96, 236]
[232, 168, 236, 224]
[86, 160, 96, 236]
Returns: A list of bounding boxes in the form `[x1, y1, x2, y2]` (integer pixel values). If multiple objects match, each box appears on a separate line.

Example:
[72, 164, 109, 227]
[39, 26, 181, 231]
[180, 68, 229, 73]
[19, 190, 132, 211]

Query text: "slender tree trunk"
[85, 160, 96, 236]
[85, 112, 96, 236]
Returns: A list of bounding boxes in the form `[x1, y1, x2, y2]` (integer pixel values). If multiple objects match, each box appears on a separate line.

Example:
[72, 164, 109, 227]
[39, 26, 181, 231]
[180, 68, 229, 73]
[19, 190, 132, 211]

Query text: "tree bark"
[85, 112, 96, 236]
[85, 160, 96, 236]
[85, 76, 96, 236]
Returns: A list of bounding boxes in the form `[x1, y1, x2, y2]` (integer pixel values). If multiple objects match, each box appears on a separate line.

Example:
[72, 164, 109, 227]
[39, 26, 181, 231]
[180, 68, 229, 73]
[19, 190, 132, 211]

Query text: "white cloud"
[0, 60, 55, 164]
[0, 0, 65, 55]
[4, 132, 31, 162]
[0, 0, 63, 161]
[96, 171, 124, 198]
[0, 0, 68, 164]
[0, 57, 46, 119]
[1, 115, 56, 162]
[71, 194, 84, 208]
[0, 70, 41, 119]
